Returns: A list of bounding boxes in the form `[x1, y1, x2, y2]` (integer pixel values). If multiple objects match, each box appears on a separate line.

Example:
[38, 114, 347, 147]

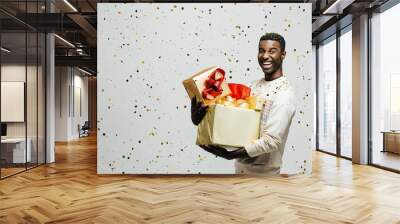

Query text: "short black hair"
[259, 33, 286, 51]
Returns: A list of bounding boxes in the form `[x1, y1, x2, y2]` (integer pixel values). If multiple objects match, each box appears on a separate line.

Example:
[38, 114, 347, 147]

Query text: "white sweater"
[235, 76, 296, 175]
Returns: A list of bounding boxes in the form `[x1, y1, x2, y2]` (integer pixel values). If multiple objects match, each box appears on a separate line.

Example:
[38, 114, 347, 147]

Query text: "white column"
[352, 14, 369, 164]
[45, 1, 55, 163]
[46, 33, 55, 163]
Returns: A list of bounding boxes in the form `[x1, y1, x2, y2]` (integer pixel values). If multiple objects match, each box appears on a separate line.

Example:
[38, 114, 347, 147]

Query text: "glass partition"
[339, 27, 352, 158]
[370, 3, 400, 171]
[0, 1, 46, 179]
[317, 35, 337, 155]
[1, 31, 28, 177]
[27, 31, 38, 169]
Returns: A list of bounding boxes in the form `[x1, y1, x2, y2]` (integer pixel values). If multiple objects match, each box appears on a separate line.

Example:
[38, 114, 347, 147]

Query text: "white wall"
[55, 67, 89, 141]
[1, 65, 28, 141]
[98, 3, 313, 175]
[1, 65, 38, 138]
[72, 72, 89, 138]
[55, 66, 69, 141]
[1, 63, 46, 164]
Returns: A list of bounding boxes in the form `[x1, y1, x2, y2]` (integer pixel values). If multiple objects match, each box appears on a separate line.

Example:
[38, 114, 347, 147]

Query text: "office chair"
[79, 121, 90, 138]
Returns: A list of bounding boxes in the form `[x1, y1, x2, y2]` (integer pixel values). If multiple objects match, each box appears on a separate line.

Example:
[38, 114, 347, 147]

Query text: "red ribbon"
[202, 68, 226, 100]
[228, 83, 251, 100]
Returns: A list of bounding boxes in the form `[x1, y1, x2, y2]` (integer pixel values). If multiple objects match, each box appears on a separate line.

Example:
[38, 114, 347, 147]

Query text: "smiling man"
[191, 32, 296, 175]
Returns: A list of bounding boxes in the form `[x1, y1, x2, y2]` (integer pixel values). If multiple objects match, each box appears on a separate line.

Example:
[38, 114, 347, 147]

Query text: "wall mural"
[97, 3, 313, 175]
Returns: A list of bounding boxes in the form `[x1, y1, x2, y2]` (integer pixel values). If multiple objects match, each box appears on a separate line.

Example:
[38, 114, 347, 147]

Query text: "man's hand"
[191, 96, 208, 125]
[199, 145, 250, 160]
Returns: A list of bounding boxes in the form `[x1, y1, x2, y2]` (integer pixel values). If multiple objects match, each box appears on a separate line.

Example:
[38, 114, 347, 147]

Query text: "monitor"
[1, 123, 7, 137]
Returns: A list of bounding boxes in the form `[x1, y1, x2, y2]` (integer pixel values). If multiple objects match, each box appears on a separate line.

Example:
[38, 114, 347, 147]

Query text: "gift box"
[184, 67, 264, 148]
[182, 66, 231, 105]
[196, 104, 261, 148]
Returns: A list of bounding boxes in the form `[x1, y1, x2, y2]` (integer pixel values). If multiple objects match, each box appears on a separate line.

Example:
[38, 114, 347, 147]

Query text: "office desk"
[1, 138, 31, 163]
[382, 131, 400, 154]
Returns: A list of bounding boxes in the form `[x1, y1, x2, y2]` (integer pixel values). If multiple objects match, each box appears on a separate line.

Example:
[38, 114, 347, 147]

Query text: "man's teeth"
[263, 62, 272, 67]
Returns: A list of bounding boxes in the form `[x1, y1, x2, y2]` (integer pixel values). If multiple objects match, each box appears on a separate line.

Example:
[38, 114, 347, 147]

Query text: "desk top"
[381, 131, 400, 134]
[1, 138, 27, 143]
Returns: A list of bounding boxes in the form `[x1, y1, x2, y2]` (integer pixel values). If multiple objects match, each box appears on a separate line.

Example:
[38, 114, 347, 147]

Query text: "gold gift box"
[182, 66, 231, 105]
[196, 104, 261, 148]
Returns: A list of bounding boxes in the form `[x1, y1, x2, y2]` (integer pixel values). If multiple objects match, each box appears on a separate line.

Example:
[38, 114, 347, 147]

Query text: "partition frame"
[315, 24, 353, 161]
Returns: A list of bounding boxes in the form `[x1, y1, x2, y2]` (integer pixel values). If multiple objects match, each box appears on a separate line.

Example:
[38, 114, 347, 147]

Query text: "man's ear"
[281, 51, 286, 60]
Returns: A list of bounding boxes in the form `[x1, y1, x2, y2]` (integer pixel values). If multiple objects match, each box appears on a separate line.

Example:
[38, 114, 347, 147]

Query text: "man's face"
[258, 40, 286, 76]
